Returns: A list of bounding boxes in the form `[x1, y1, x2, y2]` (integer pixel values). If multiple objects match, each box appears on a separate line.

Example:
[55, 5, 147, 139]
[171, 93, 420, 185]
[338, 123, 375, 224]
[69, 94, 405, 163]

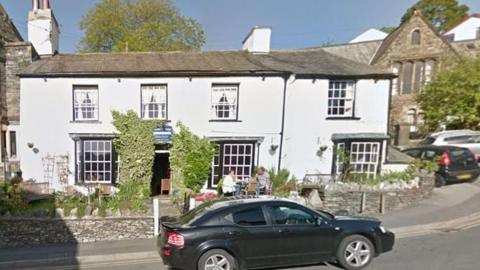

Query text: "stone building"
[0, 4, 30, 178]
[323, 11, 480, 146]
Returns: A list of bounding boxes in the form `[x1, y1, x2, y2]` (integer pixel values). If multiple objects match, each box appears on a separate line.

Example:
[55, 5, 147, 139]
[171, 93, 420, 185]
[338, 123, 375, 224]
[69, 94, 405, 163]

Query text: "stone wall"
[314, 173, 434, 215]
[0, 216, 154, 248]
[5, 42, 37, 124]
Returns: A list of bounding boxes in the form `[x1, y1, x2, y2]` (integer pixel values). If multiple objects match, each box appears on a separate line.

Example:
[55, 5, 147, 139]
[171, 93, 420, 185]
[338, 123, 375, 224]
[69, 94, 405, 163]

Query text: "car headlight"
[379, 225, 387, 233]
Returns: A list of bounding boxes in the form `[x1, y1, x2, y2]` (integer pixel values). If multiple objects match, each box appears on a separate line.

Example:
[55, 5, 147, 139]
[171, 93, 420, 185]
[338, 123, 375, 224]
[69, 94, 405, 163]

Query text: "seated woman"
[222, 169, 237, 196]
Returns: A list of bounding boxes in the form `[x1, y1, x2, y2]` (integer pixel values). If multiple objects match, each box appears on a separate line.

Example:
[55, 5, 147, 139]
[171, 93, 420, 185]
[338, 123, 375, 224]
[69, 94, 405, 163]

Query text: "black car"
[158, 198, 394, 270]
[402, 145, 480, 187]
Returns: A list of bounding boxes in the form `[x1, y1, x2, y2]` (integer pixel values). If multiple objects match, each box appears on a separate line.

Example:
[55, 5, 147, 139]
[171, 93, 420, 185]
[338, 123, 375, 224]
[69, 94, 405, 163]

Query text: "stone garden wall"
[302, 172, 435, 215]
[0, 216, 154, 248]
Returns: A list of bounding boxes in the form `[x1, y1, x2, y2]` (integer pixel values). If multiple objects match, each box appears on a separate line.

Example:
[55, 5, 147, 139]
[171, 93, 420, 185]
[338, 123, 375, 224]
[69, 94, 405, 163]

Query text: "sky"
[1, 0, 480, 53]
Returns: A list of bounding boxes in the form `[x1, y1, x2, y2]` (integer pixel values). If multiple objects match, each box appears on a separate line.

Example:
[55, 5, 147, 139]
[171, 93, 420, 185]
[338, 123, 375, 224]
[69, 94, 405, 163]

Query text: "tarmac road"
[73, 225, 480, 270]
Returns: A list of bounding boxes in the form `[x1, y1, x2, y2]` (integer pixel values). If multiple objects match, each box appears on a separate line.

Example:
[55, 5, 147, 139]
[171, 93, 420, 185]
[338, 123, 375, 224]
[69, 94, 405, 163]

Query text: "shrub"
[170, 123, 216, 193]
[267, 168, 297, 197]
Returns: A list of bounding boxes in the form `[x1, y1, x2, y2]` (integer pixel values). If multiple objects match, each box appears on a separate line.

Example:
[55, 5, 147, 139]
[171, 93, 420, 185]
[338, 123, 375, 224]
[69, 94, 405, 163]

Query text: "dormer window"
[411, 30, 421, 45]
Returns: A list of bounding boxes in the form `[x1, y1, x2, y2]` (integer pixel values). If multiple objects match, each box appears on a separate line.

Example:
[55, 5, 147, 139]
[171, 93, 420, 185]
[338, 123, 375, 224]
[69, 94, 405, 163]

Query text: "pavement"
[1, 179, 480, 270]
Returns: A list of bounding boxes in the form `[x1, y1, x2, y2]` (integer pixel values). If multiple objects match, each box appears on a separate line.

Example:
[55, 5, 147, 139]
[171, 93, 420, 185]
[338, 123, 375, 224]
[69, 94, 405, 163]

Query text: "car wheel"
[435, 174, 446, 187]
[198, 249, 235, 270]
[336, 235, 374, 270]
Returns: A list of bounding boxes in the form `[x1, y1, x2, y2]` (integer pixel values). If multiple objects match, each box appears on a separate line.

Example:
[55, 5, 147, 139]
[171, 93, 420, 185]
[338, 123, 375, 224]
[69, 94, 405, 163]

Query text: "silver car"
[419, 130, 480, 161]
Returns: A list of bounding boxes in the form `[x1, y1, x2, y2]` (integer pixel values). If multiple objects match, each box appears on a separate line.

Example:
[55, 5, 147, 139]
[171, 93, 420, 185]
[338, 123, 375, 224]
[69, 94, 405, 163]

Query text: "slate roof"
[20, 48, 394, 79]
[316, 40, 383, 65]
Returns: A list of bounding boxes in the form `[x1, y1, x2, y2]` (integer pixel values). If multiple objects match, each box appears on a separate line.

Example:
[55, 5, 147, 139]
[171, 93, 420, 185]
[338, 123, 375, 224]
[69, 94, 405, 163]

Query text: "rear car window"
[224, 207, 267, 227]
[178, 200, 218, 225]
[403, 149, 422, 158]
[449, 149, 475, 164]
[419, 137, 436, 145]
[444, 136, 474, 144]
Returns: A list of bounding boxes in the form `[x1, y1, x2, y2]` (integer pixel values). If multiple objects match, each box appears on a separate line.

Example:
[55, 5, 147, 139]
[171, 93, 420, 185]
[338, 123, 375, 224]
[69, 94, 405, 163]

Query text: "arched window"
[407, 109, 416, 125]
[411, 30, 421, 45]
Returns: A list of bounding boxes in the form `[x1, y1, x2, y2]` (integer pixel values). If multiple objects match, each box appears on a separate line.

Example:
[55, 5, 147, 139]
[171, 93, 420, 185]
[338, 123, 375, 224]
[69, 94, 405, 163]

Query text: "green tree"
[79, 0, 205, 52]
[380, 26, 396, 34]
[417, 58, 480, 131]
[401, 0, 469, 32]
[170, 123, 216, 193]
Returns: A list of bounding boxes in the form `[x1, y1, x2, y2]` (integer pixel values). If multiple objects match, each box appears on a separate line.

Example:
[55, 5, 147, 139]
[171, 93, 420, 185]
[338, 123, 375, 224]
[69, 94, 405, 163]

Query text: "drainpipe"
[277, 74, 291, 172]
[385, 78, 393, 163]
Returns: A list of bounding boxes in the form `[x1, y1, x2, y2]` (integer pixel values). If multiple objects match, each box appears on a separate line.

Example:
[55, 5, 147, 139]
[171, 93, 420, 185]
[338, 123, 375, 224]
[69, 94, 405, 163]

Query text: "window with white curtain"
[211, 85, 238, 120]
[141, 85, 167, 120]
[73, 86, 98, 121]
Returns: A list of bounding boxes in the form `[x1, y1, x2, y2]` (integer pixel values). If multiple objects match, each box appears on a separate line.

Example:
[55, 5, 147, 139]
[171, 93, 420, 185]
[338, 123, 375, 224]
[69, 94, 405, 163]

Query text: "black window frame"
[209, 140, 256, 188]
[74, 137, 118, 185]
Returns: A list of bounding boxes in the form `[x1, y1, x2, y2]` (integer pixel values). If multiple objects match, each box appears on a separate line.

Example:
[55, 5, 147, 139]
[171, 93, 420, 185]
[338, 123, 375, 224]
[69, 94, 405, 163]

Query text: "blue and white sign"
[154, 126, 173, 143]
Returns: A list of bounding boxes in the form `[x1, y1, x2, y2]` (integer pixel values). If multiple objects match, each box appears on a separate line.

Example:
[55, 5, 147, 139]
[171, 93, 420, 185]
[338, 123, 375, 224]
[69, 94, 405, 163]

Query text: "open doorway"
[151, 152, 170, 196]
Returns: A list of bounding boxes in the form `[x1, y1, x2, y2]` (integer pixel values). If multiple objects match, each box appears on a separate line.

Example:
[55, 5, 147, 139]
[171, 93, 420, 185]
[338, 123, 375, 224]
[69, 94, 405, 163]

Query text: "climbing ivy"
[111, 110, 163, 209]
[170, 123, 216, 193]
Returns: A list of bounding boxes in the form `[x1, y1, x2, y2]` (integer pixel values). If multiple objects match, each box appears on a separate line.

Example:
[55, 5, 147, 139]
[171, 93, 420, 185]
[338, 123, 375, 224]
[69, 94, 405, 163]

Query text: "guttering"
[18, 71, 285, 78]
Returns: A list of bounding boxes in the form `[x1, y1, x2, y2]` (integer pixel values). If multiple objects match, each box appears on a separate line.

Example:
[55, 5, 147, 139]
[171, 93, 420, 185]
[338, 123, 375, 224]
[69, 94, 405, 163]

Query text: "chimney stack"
[242, 26, 272, 54]
[28, 0, 59, 55]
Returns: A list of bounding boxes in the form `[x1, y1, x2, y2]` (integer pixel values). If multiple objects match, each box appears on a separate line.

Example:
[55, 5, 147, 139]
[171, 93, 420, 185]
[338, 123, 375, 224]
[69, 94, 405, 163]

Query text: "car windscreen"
[449, 149, 476, 165]
[418, 137, 435, 145]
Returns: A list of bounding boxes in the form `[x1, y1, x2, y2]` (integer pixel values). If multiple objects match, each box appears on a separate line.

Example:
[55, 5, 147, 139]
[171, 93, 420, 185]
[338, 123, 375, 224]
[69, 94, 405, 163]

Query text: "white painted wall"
[19, 77, 284, 190]
[282, 79, 390, 178]
[19, 76, 390, 189]
[28, 9, 59, 55]
[444, 17, 480, 41]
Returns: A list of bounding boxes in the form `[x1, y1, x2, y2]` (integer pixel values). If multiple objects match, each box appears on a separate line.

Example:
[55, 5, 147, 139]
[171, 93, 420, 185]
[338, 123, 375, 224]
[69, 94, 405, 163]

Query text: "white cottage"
[17, 4, 397, 193]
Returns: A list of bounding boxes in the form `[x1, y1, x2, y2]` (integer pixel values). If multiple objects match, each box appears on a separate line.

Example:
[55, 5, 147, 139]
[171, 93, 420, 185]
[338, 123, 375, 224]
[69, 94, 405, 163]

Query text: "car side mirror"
[315, 217, 326, 226]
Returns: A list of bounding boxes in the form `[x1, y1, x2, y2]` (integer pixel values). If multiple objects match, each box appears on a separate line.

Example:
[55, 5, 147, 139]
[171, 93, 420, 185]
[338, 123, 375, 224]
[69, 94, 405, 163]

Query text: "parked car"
[402, 145, 480, 187]
[158, 197, 394, 270]
[419, 130, 480, 161]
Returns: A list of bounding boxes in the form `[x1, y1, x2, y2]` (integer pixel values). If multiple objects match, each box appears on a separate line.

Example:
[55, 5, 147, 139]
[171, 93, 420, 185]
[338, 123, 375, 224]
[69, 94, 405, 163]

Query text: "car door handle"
[277, 229, 290, 234]
[228, 231, 241, 236]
